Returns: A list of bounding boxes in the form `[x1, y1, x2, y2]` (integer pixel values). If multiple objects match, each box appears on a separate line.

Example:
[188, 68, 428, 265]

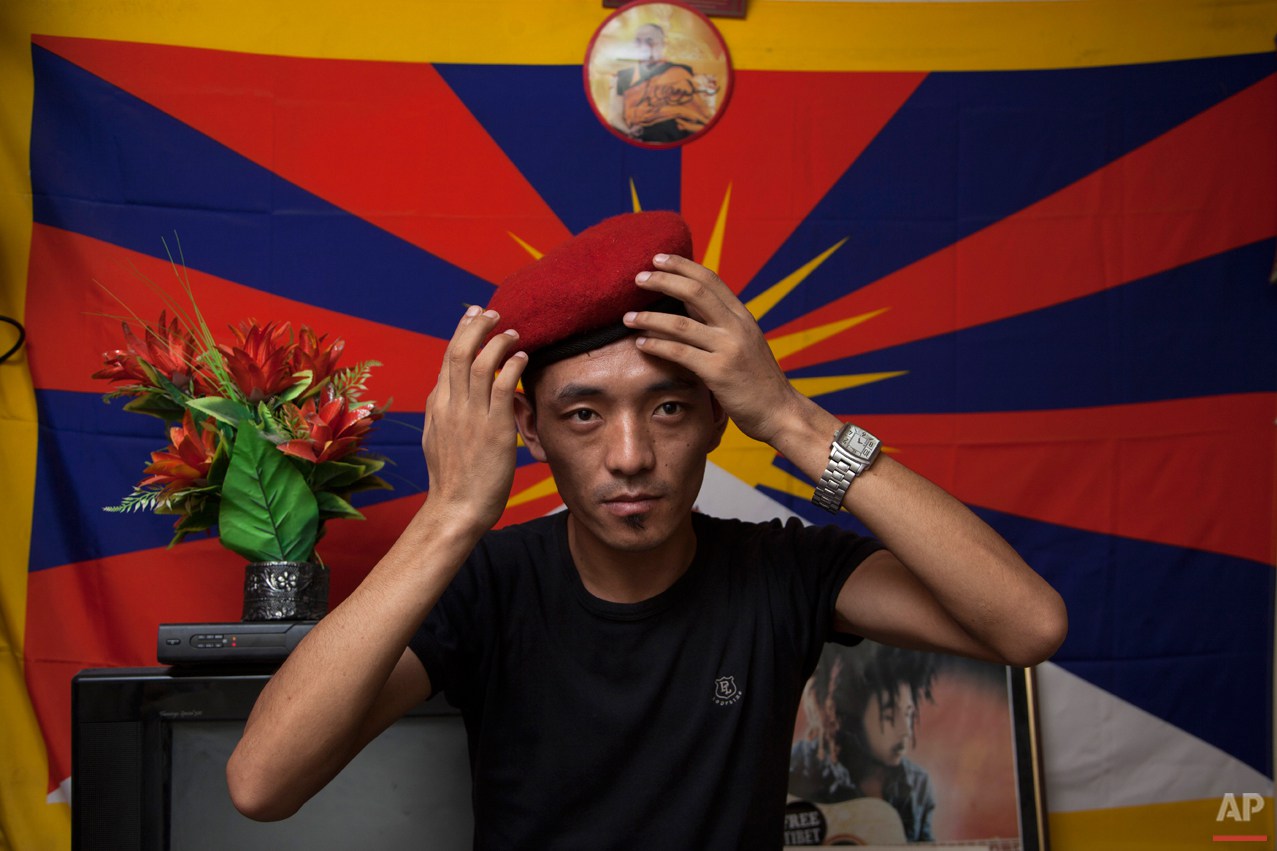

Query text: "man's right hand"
[422, 306, 527, 533]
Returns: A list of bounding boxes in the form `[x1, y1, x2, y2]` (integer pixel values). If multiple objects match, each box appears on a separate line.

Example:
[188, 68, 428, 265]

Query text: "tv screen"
[72, 667, 473, 851]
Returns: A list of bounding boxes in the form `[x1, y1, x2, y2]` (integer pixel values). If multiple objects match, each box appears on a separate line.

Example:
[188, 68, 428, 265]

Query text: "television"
[72, 666, 473, 851]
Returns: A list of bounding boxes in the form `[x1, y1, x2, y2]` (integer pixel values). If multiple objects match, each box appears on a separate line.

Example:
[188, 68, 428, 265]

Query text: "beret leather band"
[527, 296, 687, 369]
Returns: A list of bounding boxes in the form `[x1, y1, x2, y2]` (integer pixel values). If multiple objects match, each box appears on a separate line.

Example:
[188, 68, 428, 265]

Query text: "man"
[227, 211, 1066, 848]
[611, 23, 718, 143]
[790, 644, 941, 842]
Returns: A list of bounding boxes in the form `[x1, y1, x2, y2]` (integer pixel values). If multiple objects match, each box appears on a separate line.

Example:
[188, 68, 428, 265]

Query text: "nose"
[891, 711, 914, 743]
[605, 413, 655, 477]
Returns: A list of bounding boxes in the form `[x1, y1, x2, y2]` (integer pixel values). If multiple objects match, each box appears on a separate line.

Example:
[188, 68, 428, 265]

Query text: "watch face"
[839, 426, 879, 460]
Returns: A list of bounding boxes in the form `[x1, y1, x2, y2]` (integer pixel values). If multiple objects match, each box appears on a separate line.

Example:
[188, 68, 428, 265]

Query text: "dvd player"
[157, 621, 317, 665]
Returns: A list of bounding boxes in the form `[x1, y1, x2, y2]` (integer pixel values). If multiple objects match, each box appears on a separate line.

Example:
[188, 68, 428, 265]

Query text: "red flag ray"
[32, 35, 572, 284]
[774, 73, 1277, 370]
[856, 393, 1274, 566]
[27, 225, 444, 412]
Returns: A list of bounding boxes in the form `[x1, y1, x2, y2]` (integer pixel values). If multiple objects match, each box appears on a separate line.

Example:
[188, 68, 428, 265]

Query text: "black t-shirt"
[409, 511, 882, 849]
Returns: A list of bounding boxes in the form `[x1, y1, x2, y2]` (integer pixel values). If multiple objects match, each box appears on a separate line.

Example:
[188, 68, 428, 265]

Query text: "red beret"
[487, 211, 692, 358]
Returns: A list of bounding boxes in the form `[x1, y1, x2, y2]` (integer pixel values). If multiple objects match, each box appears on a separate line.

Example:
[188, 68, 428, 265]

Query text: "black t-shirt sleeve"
[760, 517, 884, 674]
[408, 557, 481, 703]
[407, 519, 553, 706]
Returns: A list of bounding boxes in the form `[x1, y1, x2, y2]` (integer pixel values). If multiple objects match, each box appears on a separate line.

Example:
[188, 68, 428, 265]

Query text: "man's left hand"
[623, 254, 805, 447]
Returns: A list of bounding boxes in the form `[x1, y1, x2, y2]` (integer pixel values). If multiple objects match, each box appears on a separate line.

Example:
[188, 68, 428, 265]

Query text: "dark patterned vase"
[242, 561, 329, 621]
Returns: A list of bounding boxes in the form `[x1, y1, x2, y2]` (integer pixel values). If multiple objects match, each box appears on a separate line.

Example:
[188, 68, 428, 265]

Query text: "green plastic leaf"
[312, 455, 390, 490]
[278, 370, 314, 403]
[206, 435, 232, 489]
[168, 495, 218, 547]
[103, 488, 162, 514]
[353, 455, 388, 476]
[256, 400, 289, 441]
[187, 396, 253, 427]
[122, 393, 187, 422]
[179, 490, 220, 526]
[219, 427, 318, 563]
[310, 460, 368, 490]
[330, 360, 382, 402]
[150, 367, 195, 406]
[173, 505, 218, 536]
[316, 491, 365, 521]
[342, 474, 392, 496]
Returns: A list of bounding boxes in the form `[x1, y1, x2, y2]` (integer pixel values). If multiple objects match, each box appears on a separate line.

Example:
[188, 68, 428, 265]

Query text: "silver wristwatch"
[811, 423, 881, 513]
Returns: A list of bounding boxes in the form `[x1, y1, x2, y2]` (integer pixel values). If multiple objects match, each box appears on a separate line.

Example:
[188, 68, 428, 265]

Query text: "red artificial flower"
[93, 311, 212, 395]
[291, 326, 345, 391]
[219, 320, 297, 404]
[277, 392, 377, 464]
[139, 411, 219, 499]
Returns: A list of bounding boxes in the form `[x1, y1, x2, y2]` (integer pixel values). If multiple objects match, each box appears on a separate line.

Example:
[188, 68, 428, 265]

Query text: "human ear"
[513, 392, 548, 463]
[706, 393, 728, 453]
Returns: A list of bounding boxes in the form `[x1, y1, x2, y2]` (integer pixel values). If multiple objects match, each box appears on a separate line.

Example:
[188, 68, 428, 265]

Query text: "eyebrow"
[553, 383, 604, 402]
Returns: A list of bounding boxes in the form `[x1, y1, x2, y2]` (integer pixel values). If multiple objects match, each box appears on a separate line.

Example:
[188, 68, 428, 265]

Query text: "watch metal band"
[811, 424, 880, 514]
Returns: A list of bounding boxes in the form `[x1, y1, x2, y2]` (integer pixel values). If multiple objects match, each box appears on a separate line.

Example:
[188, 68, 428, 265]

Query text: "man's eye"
[570, 409, 596, 422]
[658, 402, 683, 416]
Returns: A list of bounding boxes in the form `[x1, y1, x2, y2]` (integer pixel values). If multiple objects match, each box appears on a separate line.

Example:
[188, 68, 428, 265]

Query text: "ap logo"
[1217, 793, 1266, 823]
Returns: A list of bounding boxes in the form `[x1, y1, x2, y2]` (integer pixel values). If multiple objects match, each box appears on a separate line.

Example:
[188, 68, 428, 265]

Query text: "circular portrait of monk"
[584, 0, 733, 148]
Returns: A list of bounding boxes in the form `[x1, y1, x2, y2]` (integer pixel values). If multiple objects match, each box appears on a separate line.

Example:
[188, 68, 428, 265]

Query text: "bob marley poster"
[786, 641, 1031, 848]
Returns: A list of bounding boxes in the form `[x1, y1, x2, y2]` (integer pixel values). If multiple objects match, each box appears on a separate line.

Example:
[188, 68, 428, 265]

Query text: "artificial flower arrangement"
[93, 295, 389, 567]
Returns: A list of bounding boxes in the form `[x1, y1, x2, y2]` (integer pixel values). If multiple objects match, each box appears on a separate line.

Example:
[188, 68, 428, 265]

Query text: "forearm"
[849, 456, 1063, 661]
[226, 500, 484, 819]
[772, 395, 1066, 665]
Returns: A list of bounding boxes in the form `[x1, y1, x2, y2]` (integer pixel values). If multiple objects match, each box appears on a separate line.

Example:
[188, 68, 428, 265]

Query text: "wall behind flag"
[2, 2, 1275, 849]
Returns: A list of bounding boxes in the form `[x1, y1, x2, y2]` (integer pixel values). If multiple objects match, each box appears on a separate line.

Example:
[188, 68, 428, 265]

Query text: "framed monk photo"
[584, 0, 733, 148]
[785, 641, 1049, 849]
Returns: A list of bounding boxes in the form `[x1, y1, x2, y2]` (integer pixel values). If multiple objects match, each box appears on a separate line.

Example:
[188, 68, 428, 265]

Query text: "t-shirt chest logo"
[713, 675, 743, 706]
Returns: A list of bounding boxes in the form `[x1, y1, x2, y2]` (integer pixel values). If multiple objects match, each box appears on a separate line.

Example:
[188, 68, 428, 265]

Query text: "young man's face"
[862, 682, 916, 768]
[514, 337, 726, 556]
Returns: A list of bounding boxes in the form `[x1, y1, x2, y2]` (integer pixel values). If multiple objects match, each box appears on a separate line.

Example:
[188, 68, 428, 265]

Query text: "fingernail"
[465, 305, 481, 317]
[636, 271, 651, 283]
[635, 336, 648, 347]
[623, 311, 638, 324]
[504, 328, 519, 337]
[483, 309, 499, 320]
[654, 253, 669, 263]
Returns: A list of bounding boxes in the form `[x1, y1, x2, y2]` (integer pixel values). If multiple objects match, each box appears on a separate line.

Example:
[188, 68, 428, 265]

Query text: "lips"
[602, 493, 660, 517]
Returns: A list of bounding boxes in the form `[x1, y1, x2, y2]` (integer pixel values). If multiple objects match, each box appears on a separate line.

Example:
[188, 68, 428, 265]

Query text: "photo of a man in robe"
[585, 1, 731, 147]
